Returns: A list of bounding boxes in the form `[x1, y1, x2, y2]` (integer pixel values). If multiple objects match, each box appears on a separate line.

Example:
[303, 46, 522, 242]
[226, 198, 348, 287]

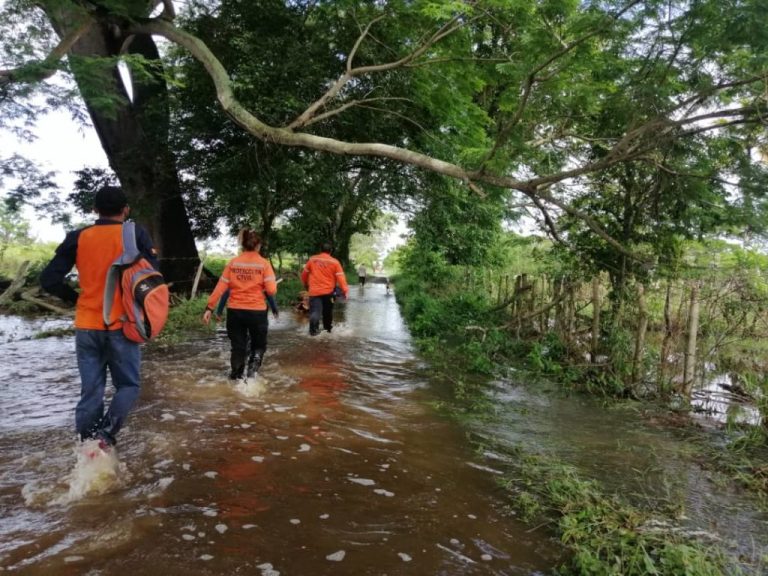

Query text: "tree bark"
[44, 6, 200, 289]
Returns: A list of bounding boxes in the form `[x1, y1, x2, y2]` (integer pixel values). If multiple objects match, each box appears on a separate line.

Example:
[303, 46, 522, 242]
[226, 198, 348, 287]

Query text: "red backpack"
[103, 222, 169, 343]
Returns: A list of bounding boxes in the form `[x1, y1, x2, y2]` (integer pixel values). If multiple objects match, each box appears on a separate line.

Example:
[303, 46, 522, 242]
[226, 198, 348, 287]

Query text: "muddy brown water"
[0, 286, 561, 575]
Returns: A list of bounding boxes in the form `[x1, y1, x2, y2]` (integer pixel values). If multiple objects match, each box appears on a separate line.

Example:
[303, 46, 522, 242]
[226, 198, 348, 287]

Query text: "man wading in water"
[301, 242, 349, 336]
[41, 186, 159, 452]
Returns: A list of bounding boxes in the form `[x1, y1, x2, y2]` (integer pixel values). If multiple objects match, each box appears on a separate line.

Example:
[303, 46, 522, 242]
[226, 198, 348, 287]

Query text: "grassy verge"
[499, 445, 747, 576]
[393, 274, 761, 575]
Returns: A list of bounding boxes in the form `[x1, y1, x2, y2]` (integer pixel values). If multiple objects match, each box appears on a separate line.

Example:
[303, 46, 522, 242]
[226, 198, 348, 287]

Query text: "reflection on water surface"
[0, 287, 560, 575]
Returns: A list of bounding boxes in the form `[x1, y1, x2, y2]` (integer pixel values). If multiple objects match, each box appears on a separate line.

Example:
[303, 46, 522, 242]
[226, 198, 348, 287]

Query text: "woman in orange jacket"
[202, 230, 277, 379]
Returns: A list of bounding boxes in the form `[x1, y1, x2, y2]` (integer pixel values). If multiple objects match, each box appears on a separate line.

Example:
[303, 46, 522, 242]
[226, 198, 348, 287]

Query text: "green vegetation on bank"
[392, 222, 768, 574]
[501, 446, 746, 576]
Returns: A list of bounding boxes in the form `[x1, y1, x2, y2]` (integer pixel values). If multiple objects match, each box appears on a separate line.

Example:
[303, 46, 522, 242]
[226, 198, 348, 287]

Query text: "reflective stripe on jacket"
[207, 251, 277, 311]
[40, 219, 158, 330]
[301, 252, 349, 297]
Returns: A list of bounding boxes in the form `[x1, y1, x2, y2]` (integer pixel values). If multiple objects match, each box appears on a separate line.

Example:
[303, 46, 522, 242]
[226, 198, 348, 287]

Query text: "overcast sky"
[1, 110, 109, 242]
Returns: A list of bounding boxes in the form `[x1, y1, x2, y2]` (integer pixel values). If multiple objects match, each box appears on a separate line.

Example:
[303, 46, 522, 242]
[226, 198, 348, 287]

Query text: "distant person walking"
[40, 186, 159, 451]
[203, 229, 278, 379]
[301, 242, 349, 336]
[357, 263, 367, 287]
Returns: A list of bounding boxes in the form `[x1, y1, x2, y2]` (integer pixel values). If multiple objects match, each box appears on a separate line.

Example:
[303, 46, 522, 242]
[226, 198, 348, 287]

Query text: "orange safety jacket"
[301, 252, 349, 297]
[40, 219, 159, 330]
[207, 251, 277, 311]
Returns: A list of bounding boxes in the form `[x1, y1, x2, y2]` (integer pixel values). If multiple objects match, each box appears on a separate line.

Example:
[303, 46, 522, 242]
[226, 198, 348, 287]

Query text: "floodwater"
[469, 377, 768, 572]
[0, 285, 561, 575]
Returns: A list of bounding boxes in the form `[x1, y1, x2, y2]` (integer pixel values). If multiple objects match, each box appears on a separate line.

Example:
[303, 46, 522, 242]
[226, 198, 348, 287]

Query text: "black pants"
[226, 308, 268, 378]
[308, 294, 334, 334]
[358, 276, 366, 286]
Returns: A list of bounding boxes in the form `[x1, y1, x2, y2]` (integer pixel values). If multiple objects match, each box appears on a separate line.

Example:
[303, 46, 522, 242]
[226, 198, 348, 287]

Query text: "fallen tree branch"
[20, 289, 73, 315]
[0, 260, 30, 306]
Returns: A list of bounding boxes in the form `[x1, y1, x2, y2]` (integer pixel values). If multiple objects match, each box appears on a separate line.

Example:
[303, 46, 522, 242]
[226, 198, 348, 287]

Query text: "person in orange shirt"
[40, 186, 159, 449]
[300, 242, 349, 336]
[202, 229, 278, 379]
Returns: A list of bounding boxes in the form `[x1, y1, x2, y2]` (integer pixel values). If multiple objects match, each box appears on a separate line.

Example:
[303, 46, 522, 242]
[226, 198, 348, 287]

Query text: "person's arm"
[261, 262, 279, 317]
[215, 289, 230, 318]
[335, 261, 349, 299]
[40, 230, 80, 304]
[300, 262, 310, 289]
[202, 263, 231, 324]
[135, 225, 160, 270]
[265, 294, 279, 318]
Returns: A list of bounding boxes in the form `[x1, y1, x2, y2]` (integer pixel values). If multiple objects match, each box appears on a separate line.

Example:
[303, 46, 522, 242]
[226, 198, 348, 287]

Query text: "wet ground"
[0, 285, 561, 575]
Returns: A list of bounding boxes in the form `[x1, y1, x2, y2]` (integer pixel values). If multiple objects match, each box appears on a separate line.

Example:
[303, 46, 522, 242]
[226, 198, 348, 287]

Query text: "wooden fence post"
[632, 284, 648, 386]
[190, 258, 205, 300]
[682, 284, 700, 397]
[590, 277, 601, 364]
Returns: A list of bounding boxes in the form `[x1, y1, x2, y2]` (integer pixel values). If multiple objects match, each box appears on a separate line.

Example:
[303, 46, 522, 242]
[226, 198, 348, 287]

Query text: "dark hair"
[321, 242, 333, 253]
[241, 229, 262, 251]
[94, 186, 128, 216]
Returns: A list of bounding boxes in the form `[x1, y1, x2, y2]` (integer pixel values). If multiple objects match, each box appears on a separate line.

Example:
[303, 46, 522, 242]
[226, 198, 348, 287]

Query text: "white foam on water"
[64, 556, 85, 563]
[289, 518, 300, 525]
[437, 543, 476, 564]
[215, 523, 228, 534]
[373, 488, 395, 497]
[347, 477, 375, 486]
[326, 550, 346, 562]
[199, 554, 214, 561]
[155, 476, 175, 492]
[251, 455, 265, 463]
[204, 471, 218, 479]
[55, 440, 124, 503]
[234, 375, 267, 398]
[398, 553, 412, 562]
[182, 534, 196, 541]
[271, 405, 294, 413]
[297, 444, 311, 452]
[257, 562, 280, 576]
[319, 513, 329, 519]
[465, 461, 504, 475]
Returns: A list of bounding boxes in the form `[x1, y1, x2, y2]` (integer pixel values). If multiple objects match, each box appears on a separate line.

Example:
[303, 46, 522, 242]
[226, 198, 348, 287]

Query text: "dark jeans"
[75, 328, 141, 443]
[308, 294, 334, 334]
[226, 308, 269, 378]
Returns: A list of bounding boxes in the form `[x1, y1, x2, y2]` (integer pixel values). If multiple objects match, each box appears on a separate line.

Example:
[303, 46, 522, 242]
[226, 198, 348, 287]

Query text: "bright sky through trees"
[0, 109, 108, 242]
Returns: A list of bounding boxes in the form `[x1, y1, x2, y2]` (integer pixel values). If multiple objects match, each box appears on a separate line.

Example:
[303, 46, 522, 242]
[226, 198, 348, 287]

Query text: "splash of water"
[55, 440, 124, 503]
[234, 374, 268, 398]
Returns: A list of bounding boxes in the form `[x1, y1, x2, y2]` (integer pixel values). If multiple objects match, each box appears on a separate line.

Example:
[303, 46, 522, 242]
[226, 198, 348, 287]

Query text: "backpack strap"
[103, 221, 139, 326]
[118, 221, 140, 264]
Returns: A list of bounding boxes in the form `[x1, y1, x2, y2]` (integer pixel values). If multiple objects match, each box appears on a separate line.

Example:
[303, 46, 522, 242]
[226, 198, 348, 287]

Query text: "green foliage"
[153, 296, 211, 345]
[501, 449, 742, 576]
[0, 202, 31, 263]
[272, 275, 305, 309]
[202, 256, 227, 278]
[0, 240, 55, 283]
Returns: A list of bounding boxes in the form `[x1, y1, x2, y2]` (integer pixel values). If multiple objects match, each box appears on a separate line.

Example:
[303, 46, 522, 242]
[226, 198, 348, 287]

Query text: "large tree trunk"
[44, 5, 200, 289]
